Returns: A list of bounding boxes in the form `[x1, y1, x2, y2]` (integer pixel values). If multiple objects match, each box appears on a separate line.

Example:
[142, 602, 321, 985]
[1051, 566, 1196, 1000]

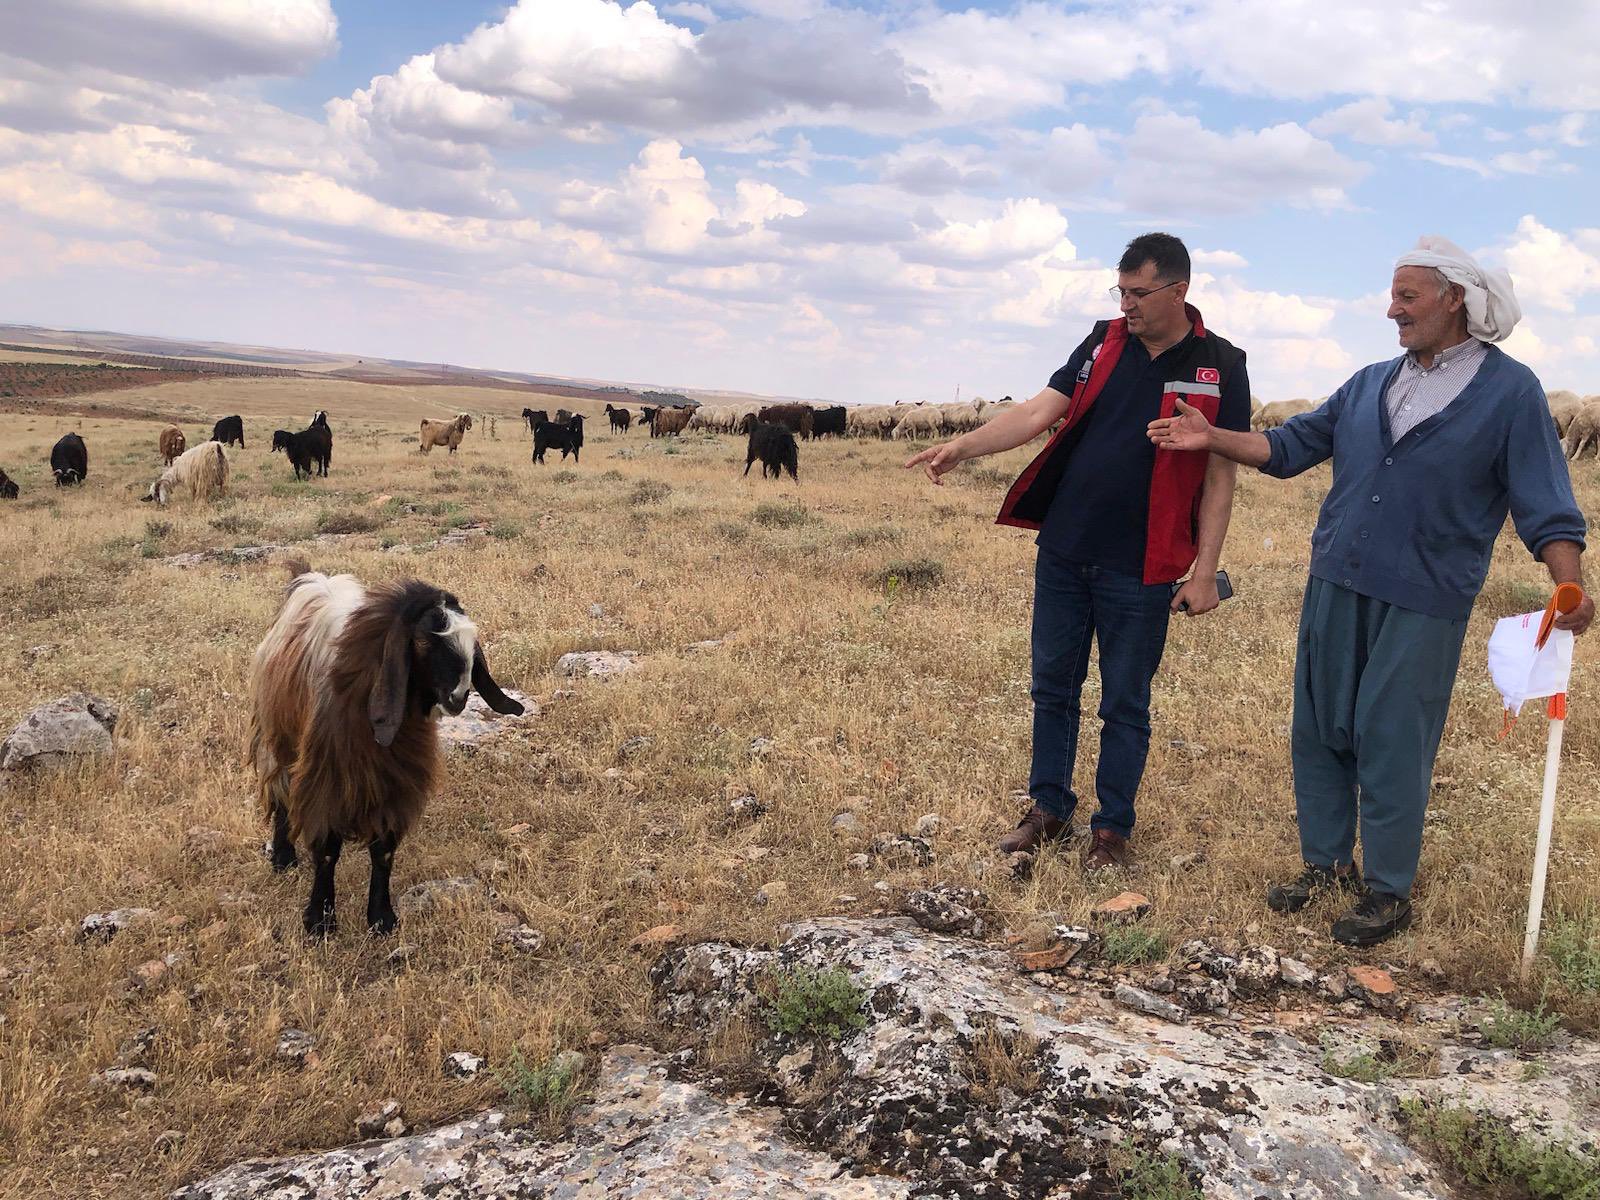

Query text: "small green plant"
[752, 501, 809, 528]
[489, 520, 523, 541]
[143, 518, 173, 541]
[761, 965, 868, 1040]
[870, 557, 944, 592]
[1481, 993, 1562, 1052]
[1099, 926, 1168, 966]
[1109, 1141, 1203, 1200]
[842, 524, 902, 547]
[495, 1047, 584, 1127]
[316, 509, 383, 536]
[1318, 1034, 1436, 1083]
[630, 479, 672, 505]
[1398, 1099, 1600, 1199]
[1543, 904, 1600, 993]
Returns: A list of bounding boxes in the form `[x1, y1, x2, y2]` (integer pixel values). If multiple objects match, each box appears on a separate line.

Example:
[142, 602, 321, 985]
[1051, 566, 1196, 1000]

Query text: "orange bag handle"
[1536, 583, 1585, 650]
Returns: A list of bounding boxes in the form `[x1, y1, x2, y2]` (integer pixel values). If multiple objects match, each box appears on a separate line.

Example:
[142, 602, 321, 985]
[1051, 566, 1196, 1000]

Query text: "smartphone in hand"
[1170, 570, 1233, 612]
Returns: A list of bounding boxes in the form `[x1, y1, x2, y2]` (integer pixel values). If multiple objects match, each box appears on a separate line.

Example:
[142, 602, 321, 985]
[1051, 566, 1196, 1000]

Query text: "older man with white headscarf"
[1147, 237, 1592, 947]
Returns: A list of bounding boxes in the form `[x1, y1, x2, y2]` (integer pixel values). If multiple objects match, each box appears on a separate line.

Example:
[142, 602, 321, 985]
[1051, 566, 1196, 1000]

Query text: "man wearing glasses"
[906, 233, 1251, 871]
[1148, 237, 1591, 945]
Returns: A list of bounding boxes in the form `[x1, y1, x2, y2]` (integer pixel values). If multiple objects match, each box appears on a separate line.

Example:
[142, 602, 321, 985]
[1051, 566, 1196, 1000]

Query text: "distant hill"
[0, 323, 838, 407]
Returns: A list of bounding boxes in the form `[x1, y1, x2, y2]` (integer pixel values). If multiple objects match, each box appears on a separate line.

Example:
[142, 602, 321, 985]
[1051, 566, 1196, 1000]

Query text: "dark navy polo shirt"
[1038, 330, 1252, 577]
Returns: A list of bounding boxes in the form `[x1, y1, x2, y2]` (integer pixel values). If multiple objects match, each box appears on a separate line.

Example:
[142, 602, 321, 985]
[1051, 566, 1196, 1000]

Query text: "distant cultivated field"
[0, 375, 1596, 1198]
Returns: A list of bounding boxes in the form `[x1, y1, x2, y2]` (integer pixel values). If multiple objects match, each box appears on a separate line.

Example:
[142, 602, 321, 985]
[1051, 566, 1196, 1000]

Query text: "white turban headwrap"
[1393, 234, 1522, 343]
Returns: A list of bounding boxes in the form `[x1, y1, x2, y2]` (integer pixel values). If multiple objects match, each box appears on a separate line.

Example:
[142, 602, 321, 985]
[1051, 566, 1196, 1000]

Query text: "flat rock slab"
[556, 650, 640, 679]
[2, 693, 118, 770]
[435, 690, 537, 747]
[654, 916, 1580, 1200]
[170, 1044, 908, 1200]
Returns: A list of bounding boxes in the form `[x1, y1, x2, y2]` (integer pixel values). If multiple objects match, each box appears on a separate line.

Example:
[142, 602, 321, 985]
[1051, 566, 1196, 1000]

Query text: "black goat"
[605, 403, 632, 433]
[0, 468, 18, 499]
[744, 422, 798, 481]
[812, 405, 847, 439]
[309, 410, 329, 429]
[51, 433, 88, 486]
[533, 414, 583, 464]
[212, 415, 245, 448]
[522, 407, 547, 433]
[638, 405, 658, 434]
[272, 422, 333, 480]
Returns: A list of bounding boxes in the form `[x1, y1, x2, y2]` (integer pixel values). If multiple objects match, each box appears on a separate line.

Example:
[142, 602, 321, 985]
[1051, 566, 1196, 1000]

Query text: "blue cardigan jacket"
[1262, 346, 1586, 621]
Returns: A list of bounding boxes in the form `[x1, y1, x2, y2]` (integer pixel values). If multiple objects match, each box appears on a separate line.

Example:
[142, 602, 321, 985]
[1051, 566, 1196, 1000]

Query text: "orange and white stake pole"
[1521, 583, 1585, 982]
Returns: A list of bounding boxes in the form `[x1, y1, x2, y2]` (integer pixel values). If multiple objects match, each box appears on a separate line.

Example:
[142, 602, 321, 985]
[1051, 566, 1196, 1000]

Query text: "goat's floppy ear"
[369, 613, 414, 746]
[471, 644, 524, 715]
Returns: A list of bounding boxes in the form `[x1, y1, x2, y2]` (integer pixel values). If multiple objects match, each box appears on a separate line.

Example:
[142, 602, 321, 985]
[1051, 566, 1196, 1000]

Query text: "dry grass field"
[0, 374, 1597, 1197]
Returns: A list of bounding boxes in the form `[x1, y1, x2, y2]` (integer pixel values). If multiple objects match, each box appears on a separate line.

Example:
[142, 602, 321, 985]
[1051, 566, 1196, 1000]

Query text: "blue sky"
[2, 0, 1597, 403]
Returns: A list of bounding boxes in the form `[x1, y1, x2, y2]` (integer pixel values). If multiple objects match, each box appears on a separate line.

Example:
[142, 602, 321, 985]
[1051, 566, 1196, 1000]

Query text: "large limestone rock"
[435, 689, 536, 747]
[171, 1044, 906, 1199]
[650, 917, 1598, 1200]
[1, 693, 118, 770]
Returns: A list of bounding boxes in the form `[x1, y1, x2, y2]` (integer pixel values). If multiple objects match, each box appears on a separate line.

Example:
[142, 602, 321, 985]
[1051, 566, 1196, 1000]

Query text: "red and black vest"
[996, 304, 1243, 585]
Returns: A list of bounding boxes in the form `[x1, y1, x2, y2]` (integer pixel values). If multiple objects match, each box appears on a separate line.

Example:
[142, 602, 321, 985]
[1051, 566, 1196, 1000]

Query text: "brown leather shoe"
[1083, 828, 1129, 872]
[996, 804, 1070, 854]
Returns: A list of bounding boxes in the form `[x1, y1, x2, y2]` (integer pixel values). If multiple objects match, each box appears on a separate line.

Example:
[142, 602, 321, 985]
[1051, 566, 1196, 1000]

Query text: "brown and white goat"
[419, 413, 472, 454]
[159, 425, 186, 466]
[249, 567, 523, 936]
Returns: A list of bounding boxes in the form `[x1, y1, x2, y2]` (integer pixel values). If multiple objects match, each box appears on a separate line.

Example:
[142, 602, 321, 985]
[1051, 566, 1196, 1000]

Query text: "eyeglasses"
[1108, 281, 1181, 303]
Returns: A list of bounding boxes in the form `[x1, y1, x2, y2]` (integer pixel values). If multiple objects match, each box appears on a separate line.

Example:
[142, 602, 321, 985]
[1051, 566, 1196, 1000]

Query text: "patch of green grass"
[489, 520, 523, 541]
[841, 524, 901, 547]
[494, 1047, 584, 1128]
[1099, 926, 1168, 966]
[1398, 1099, 1600, 1200]
[630, 479, 672, 505]
[1109, 1141, 1203, 1200]
[868, 557, 944, 592]
[1482, 994, 1563, 1053]
[316, 508, 384, 536]
[751, 501, 809, 528]
[760, 965, 868, 1040]
[1543, 905, 1600, 993]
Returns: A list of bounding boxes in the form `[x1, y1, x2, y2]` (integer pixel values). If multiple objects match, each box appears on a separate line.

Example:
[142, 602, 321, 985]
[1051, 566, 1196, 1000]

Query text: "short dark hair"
[1118, 232, 1190, 282]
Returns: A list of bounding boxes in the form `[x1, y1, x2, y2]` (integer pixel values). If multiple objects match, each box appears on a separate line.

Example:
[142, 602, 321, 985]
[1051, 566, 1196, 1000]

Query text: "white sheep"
[142, 440, 229, 505]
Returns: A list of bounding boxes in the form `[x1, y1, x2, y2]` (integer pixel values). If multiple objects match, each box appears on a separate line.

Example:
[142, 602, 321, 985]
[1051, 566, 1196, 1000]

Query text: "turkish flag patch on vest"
[1195, 367, 1220, 384]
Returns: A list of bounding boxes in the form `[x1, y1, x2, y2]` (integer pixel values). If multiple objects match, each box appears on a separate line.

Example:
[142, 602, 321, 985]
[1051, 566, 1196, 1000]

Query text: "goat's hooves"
[367, 912, 398, 936]
[304, 911, 337, 939]
[271, 853, 298, 873]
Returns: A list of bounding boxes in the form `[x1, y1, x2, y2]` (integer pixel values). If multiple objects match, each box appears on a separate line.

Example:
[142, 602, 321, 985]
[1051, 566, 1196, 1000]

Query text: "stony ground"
[0, 372, 1597, 1198]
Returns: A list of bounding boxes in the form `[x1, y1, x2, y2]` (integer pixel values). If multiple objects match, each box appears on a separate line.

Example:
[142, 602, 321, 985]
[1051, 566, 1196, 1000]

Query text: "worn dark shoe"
[996, 804, 1070, 854]
[1332, 891, 1412, 947]
[1266, 863, 1363, 914]
[1083, 828, 1129, 872]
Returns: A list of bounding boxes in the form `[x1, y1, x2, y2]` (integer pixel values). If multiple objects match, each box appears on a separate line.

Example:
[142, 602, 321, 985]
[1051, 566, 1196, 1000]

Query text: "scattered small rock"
[1318, 971, 1349, 1001]
[93, 1067, 157, 1092]
[443, 1052, 484, 1079]
[1169, 851, 1205, 871]
[629, 924, 685, 952]
[556, 651, 640, 680]
[183, 826, 227, 856]
[754, 882, 789, 907]
[869, 832, 933, 868]
[913, 813, 942, 838]
[1233, 946, 1281, 996]
[356, 1100, 405, 1139]
[153, 1130, 184, 1155]
[1347, 965, 1401, 1013]
[386, 943, 416, 965]
[79, 908, 155, 943]
[491, 911, 546, 953]
[276, 1029, 317, 1068]
[1114, 982, 1188, 1024]
[587, 603, 606, 619]
[395, 877, 484, 918]
[747, 736, 774, 757]
[618, 735, 652, 759]
[116, 1026, 158, 1067]
[741, 846, 771, 862]
[1092, 892, 1151, 924]
[846, 853, 871, 871]
[501, 823, 531, 837]
[903, 885, 989, 937]
[1279, 957, 1317, 989]
[729, 794, 767, 820]
[1419, 958, 1446, 983]
[2, 693, 119, 771]
[684, 639, 724, 653]
[830, 812, 860, 837]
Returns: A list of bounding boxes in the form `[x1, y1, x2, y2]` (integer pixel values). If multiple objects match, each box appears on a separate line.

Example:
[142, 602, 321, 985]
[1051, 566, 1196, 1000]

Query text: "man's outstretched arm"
[1148, 398, 1272, 466]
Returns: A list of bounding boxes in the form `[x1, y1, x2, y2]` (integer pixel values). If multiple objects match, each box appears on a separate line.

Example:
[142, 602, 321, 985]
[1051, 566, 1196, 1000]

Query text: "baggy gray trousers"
[1291, 576, 1469, 898]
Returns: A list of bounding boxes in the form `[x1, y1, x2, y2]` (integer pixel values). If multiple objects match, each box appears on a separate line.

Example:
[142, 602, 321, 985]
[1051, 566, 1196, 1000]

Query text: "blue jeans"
[1029, 549, 1172, 838]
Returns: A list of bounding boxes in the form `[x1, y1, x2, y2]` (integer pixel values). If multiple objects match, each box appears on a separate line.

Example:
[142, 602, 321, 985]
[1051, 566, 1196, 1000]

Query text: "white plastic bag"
[1487, 610, 1574, 716]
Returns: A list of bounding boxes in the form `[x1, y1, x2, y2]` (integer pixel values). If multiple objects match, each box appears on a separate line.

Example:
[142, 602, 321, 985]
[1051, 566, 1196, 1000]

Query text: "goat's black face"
[416, 599, 475, 717]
